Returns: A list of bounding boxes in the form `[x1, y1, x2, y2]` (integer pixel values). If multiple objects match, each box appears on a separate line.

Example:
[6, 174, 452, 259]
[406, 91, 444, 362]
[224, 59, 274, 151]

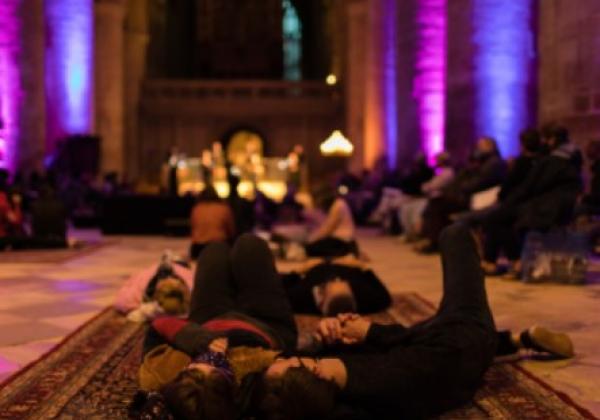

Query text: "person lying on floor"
[114, 252, 193, 321]
[280, 255, 392, 316]
[259, 224, 575, 420]
[131, 234, 297, 419]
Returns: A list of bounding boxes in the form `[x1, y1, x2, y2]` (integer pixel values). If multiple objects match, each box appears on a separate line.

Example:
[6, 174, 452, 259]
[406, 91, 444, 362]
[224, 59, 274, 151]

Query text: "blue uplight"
[383, 0, 398, 168]
[472, 0, 536, 158]
[45, 0, 93, 145]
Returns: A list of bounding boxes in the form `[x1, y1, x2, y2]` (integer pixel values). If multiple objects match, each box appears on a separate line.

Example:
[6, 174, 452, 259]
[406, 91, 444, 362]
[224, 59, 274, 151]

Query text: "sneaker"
[522, 326, 575, 359]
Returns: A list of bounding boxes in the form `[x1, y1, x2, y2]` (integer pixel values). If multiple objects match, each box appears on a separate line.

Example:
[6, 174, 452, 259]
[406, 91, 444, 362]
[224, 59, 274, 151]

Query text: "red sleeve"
[152, 317, 189, 342]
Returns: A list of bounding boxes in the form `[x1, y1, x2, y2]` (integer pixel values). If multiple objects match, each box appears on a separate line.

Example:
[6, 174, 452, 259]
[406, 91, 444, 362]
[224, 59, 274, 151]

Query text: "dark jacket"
[281, 263, 392, 314]
[498, 154, 538, 201]
[504, 143, 582, 231]
[334, 317, 496, 419]
[444, 153, 507, 206]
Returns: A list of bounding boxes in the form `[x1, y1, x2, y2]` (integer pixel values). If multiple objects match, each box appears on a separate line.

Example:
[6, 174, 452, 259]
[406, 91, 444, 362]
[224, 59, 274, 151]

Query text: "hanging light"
[320, 130, 353, 157]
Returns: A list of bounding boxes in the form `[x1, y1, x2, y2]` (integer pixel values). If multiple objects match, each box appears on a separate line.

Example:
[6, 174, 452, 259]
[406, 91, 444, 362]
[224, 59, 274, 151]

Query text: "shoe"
[521, 326, 575, 359]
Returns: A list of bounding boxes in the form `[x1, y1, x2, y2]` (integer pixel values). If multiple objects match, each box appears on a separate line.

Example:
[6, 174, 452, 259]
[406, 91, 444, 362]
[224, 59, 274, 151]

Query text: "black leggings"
[188, 233, 297, 350]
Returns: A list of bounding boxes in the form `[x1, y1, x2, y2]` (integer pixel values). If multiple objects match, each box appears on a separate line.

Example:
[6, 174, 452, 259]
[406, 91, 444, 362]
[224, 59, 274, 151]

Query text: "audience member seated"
[258, 225, 575, 420]
[281, 255, 392, 316]
[416, 137, 506, 253]
[401, 151, 455, 241]
[189, 186, 235, 259]
[457, 128, 542, 228]
[305, 189, 358, 258]
[480, 126, 582, 277]
[575, 139, 600, 218]
[114, 252, 194, 321]
[368, 153, 434, 232]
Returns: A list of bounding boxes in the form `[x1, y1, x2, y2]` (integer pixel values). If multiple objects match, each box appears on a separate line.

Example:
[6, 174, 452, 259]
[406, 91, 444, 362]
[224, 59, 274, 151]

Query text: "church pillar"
[345, 0, 368, 172]
[95, 0, 126, 175]
[363, 0, 398, 169]
[0, 0, 46, 172]
[45, 0, 95, 154]
[124, 0, 150, 181]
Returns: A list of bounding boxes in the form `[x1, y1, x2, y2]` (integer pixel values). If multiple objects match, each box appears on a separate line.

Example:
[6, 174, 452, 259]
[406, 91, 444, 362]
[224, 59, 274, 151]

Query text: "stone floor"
[0, 228, 599, 416]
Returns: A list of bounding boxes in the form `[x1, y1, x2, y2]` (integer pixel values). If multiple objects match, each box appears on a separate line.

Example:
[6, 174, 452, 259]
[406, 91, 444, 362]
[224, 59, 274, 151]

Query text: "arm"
[421, 169, 454, 195]
[151, 317, 219, 356]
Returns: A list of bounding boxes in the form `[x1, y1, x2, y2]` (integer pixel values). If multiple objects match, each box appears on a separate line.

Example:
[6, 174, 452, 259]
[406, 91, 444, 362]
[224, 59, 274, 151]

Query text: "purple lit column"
[45, 0, 94, 153]
[0, 0, 22, 171]
[414, 0, 447, 163]
[472, 0, 536, 157]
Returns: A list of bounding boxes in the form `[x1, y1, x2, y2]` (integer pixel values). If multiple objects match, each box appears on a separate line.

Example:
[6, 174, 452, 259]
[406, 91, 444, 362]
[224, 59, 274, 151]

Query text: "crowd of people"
[107, 129, 583, 418]
[365, 124, 598, 280]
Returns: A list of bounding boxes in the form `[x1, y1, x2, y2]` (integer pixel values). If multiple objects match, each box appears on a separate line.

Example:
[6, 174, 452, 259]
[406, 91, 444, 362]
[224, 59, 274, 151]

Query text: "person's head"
[152, 277, 191, 315]
[475, 136, 499, 158]
[519, 128, 541, 155]
[540, 123, 569, 151]
[319, 278, 357, 316]
[259, 359, 339, 420]
[434, 151, 452, 168]
[160, 363, 236, 420]
[197, 185, 220, 203]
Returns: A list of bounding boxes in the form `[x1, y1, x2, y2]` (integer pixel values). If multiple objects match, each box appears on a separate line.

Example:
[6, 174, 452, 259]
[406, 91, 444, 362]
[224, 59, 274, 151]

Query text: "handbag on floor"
[521, 229, 588, 284]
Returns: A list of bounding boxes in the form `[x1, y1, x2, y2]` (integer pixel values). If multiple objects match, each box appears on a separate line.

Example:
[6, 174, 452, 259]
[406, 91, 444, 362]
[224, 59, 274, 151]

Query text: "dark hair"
[197, 185, 220, 203]
[324, 294, 357, 317]
[552, 126, 570, 144]
[540, 122, 557, 140]
[258, 367, 338, 420]
[160, 369, 236, 420]
[519, 128, 540, 153]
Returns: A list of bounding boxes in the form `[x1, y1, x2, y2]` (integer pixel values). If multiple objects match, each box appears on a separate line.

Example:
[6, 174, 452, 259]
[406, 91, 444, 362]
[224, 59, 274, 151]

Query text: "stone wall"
[539, 0, 600, 149]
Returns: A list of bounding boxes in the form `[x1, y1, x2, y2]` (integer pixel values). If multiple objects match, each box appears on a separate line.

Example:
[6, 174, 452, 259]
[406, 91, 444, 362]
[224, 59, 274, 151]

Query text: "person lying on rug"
[258, 223, 575, 420]
[131, 234, 297, 420]
[280, 255, 392, 316]
[114, 252, 193, 321]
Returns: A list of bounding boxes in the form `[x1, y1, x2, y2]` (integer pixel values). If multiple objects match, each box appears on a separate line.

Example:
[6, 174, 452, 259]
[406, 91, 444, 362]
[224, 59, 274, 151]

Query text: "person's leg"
[231, 233, 297, 350]
[188, 242, 236, 324]
[436, 223, 495, 330]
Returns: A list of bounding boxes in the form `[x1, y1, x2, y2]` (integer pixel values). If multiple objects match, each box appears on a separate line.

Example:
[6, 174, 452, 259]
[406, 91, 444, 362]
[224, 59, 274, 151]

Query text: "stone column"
[539, 0, 600, 146]
[363, 0, 398, 169]
[345, 0, 368, 172]
[19, 0, 46, 172]
[95, 0, 126, 175]
[124, 0, 150, 182]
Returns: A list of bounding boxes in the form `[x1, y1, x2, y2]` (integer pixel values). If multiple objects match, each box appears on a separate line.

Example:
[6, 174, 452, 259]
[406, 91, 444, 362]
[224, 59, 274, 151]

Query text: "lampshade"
[320, 130, 353, 157]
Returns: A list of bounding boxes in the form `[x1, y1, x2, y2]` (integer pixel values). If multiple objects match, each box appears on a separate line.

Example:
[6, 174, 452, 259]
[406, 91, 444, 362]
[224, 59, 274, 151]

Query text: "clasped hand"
[314, 313, 372, 346]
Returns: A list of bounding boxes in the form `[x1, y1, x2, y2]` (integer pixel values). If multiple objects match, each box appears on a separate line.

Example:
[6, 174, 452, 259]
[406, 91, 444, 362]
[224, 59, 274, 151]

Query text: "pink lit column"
[414, 0, 446, 163]
[364, 0, 398, 169]
[0, 0, 46, 172]
[0, 0, 23, 171]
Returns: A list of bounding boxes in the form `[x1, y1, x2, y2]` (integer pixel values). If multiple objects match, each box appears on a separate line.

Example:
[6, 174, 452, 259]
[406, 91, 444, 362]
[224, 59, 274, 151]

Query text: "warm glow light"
[320, 130, 354, 157]
[326, 74, 337, 85]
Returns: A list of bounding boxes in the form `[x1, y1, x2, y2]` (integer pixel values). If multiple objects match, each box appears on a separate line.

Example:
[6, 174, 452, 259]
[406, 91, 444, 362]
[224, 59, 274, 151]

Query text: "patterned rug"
[0, 241, 114, 264]
[0, 294, 595, 419]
